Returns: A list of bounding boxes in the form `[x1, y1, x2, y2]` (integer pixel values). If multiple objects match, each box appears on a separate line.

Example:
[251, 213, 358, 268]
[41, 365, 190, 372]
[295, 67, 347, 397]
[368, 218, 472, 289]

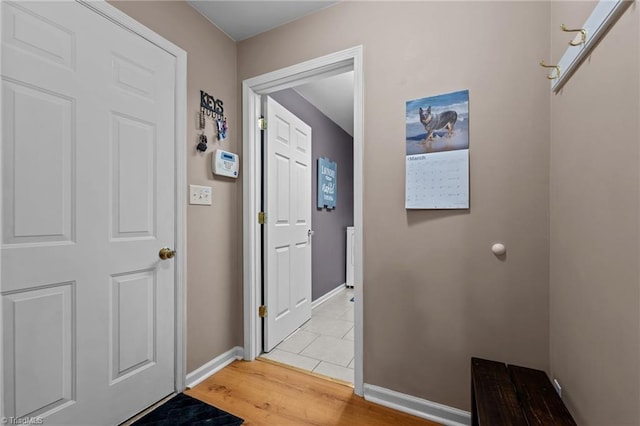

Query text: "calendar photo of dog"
[406, 90, 469, 156]
[419, 106, 457, 142]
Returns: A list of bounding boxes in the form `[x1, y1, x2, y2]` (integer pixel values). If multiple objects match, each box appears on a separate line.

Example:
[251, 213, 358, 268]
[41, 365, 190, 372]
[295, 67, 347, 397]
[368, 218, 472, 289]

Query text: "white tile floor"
[262, 287, 355, 383]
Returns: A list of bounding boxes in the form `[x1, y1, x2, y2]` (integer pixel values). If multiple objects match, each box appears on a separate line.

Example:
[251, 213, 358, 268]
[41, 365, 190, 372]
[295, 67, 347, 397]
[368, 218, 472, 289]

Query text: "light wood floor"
[185, 359, 441, 426]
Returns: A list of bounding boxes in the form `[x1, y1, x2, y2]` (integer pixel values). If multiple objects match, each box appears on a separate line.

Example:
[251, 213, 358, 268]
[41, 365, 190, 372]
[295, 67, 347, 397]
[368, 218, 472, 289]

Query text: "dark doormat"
[132, 393, 244, 426]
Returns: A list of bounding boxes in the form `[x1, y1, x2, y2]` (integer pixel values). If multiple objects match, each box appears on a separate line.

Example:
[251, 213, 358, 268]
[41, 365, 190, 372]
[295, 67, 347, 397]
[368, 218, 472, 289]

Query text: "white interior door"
[264, 97, 312, 352]
[1, 2, 176, 424]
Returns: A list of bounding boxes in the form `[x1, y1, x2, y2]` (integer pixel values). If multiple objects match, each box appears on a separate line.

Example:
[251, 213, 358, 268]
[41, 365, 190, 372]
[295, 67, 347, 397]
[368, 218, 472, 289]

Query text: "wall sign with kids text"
[317, 157, 337, 209]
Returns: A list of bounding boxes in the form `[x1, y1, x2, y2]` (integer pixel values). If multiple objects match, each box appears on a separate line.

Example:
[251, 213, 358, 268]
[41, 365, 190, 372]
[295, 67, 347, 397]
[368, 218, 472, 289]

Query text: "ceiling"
[187, 0, 353, 137]
[294, 71, 354, 136]
[187, 1, 338, 42]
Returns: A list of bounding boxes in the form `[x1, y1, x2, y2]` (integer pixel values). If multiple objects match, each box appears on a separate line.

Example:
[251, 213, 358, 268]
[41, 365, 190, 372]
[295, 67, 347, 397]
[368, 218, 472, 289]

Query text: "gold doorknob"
[159, 247, 176, 260]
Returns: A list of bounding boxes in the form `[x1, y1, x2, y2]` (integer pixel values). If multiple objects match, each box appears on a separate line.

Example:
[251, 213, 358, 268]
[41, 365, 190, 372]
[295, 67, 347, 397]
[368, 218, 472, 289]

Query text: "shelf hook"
[540, 60, 561, 80]
[560, 24, 587, 46]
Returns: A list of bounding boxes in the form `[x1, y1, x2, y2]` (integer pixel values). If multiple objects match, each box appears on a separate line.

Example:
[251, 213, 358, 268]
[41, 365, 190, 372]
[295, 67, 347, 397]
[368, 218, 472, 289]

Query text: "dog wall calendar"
[405, 90, 469, 209]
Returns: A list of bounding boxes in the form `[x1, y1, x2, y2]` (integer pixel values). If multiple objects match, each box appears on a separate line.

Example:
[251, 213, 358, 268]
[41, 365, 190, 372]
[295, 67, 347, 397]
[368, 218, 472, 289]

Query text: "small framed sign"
[317, 157, 337, 209]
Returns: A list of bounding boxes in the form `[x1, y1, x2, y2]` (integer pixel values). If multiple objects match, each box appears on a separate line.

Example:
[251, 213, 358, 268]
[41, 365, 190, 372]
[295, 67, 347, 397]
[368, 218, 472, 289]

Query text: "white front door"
[263, 97, 312, 352]
[1, 2, 177, 424]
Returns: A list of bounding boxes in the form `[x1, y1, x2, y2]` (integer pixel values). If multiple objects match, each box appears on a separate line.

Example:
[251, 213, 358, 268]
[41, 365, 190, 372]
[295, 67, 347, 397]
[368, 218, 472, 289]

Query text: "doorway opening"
[242, 46, 364, 395]
[260, 79, 355, 383]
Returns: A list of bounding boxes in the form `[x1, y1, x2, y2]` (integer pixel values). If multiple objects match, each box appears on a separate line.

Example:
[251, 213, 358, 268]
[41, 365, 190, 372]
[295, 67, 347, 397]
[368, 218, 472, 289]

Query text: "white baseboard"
[312, 283, 347, 309]
[186, 346, 243, 389]
[363, 384, 471, 426]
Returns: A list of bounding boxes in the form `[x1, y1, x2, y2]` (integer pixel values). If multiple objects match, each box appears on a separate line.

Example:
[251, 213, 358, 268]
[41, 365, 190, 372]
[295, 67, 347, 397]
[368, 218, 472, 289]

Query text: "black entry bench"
[471, 357, 577, 426]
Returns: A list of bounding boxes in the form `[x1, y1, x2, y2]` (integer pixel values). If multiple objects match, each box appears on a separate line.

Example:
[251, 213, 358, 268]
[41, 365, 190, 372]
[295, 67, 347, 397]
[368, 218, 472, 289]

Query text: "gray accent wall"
[271, 89, 354, 301]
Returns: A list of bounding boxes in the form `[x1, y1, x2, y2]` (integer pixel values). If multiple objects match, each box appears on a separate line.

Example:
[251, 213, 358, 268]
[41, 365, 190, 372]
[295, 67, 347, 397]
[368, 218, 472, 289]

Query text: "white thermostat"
[212, 149, 239, 178]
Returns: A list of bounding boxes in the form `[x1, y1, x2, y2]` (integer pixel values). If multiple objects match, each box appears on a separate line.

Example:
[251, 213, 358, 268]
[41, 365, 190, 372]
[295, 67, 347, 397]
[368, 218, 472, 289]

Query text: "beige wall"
[239, 1, 551, 410]
[106, 1, 640, 418]
[109, 1, 243, 373]
[549, 3, 640, 425]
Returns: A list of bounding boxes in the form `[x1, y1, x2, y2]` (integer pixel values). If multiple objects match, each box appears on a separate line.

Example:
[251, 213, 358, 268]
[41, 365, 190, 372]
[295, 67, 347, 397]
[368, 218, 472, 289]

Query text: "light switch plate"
[189, 184, 212, 205]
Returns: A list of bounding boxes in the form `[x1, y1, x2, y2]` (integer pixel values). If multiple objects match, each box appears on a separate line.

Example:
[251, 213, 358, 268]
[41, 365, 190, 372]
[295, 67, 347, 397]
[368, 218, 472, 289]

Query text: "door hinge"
[258, 211, 266, 224]
[259, 305, 268, 318]
[258, 118, 267, 130]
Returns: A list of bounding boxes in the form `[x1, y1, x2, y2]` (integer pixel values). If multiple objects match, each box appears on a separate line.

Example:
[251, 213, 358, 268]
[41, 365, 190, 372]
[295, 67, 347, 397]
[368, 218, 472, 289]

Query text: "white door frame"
[0, 1, 188, 408]
[242, 46, 364, 395]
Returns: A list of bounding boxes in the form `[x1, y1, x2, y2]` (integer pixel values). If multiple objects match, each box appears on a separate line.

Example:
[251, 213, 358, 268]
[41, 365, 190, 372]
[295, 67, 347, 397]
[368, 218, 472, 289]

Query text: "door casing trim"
[242, 46, 364, 395]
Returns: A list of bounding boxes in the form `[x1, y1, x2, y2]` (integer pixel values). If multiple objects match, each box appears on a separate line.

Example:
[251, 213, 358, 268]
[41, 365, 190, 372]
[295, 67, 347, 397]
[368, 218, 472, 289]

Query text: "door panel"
[275, 154, 291, 224]
[2, 80, 75, 245]
[293, 242, 310, 307]
[111, 113, 156, 239]
[3, 283, 74, 418]
[1, 2, 176, 424]
[1, 3, 75, 70]
[275, 247, 292, 319]
[294, 161, 309, 223]
[111, 53, 156, 100]
[110, 270, 156, 384]
[264, 97, 312, 351]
